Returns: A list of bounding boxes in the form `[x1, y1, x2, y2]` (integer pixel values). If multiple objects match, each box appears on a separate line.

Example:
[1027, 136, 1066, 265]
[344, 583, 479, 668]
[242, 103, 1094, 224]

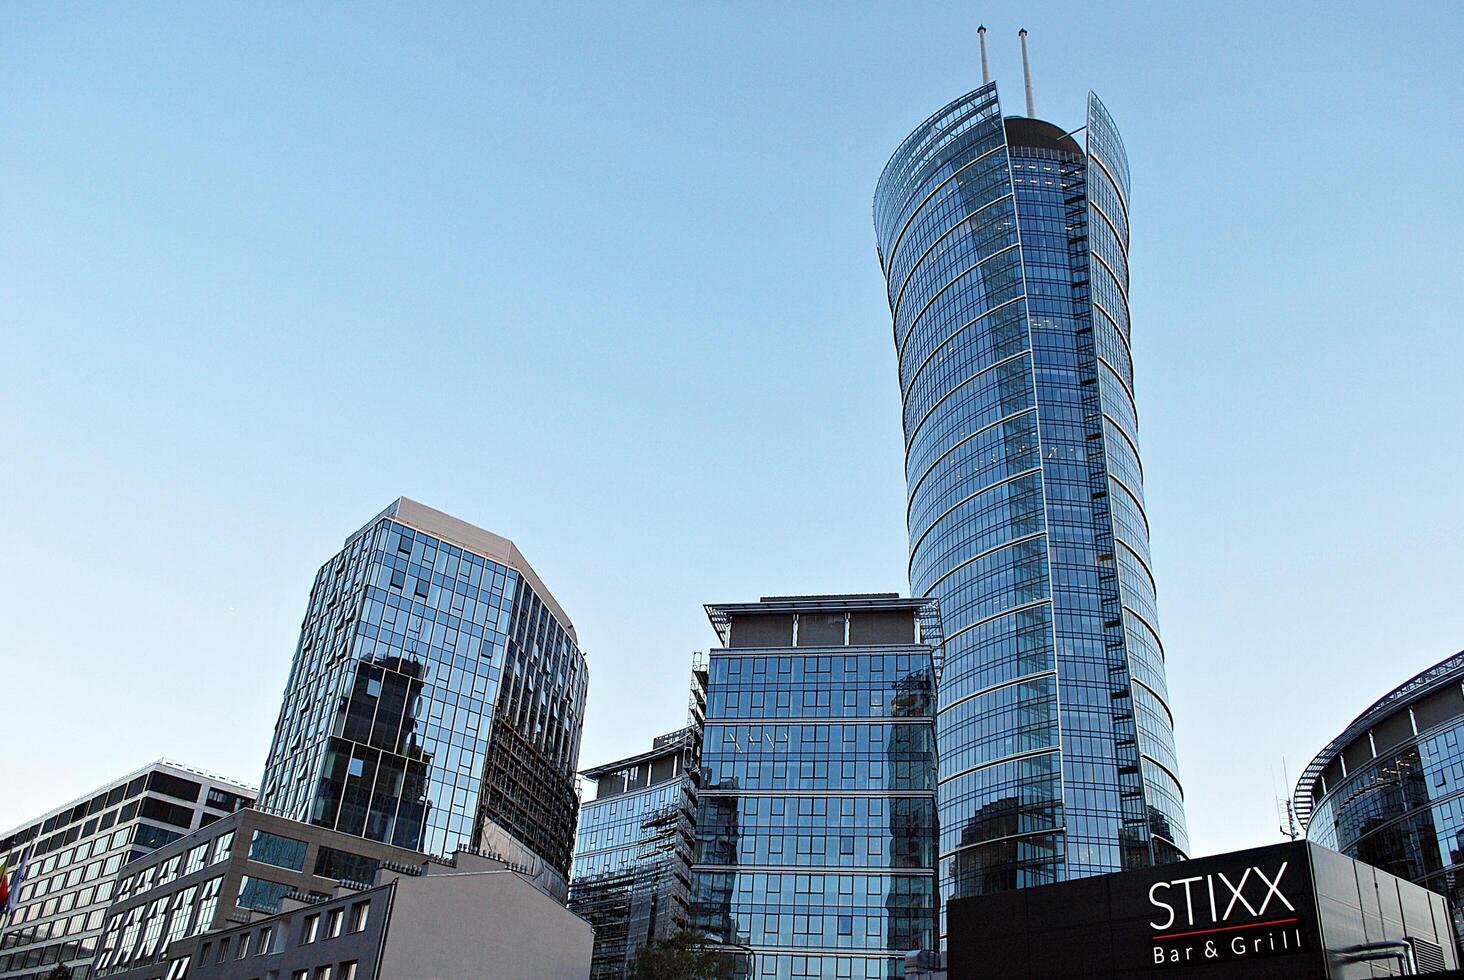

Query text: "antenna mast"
[978, 25, 990, 84]
[1018, 28, 1035, 116]
[1278, 758, 1300, 840]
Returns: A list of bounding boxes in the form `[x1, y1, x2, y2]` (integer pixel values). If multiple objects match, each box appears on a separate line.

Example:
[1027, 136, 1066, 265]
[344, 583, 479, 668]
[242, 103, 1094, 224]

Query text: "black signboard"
[947, 840, 1458, 979]
[1108, 842, 1321, 971]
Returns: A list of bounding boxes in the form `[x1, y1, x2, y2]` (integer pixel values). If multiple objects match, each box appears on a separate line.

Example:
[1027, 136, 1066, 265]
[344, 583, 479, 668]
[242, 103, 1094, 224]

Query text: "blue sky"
[2, 1, 1461, 858]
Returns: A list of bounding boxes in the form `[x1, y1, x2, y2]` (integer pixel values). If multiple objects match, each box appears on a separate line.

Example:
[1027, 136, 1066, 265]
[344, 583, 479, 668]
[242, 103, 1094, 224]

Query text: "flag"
[0, 851, 27, 917]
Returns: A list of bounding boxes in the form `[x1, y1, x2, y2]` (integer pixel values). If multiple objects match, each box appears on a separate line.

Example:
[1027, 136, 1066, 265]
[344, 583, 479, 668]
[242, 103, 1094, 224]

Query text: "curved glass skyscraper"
[874, 82, 1187, 924]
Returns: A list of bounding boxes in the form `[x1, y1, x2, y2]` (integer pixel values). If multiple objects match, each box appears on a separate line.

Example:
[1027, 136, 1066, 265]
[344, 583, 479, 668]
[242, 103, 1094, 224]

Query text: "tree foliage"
[45, 966, 72, 980]
[630, 930, 734, 980]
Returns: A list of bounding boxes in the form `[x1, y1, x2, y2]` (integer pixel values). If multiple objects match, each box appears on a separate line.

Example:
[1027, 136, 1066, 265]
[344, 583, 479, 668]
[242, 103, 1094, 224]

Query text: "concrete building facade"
[91, 807, 435, 980]
[116, 855, 592, 980]
[0, 761, 254, 980]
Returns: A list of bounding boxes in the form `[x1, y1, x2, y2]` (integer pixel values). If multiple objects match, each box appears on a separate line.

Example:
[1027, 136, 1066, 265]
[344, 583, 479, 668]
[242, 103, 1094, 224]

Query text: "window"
[292, 972, 308, 980]
[218, 937, 230, 962]
[339, 963, 358, 980]
[314, 967, 333, 980]
[348, 901, 369, 933]
[166, 885, 198, 945]
[248, 831, 308, 872]
[185, 843, 209, 875]
[258, 926, 274, 954]
[314, 847, 379, 884]
[237, 932, 251, 957]
[164, 955, 191, 980]
[326, 908, 343, 938]
[207, 787, 240, 810]
[196, 876, 225, 932]
[302, 913, 320, 944]
[238, 876, 295, 913]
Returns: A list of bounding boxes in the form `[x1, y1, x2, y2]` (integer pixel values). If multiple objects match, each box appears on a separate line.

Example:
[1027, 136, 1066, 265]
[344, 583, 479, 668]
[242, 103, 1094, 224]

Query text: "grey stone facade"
[110, 854, 592, 980]
[92, 807, 430, 980]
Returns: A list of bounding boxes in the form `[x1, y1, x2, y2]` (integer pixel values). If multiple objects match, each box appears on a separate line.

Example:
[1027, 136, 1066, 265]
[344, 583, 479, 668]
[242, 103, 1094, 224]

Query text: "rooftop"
[704, 593, 942, 648]
[579, 728, 696, 780]
[1003, 115, 1083, 155]
[1, 759, 257, 841]
[1294, 649, 1464, 827]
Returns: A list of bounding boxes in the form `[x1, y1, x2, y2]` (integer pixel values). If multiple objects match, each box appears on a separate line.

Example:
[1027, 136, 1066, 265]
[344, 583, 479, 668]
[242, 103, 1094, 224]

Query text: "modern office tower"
[690, 595, 941, 980]
[0, 761, 254, 980]
[256, 497, 588, 898]
[570, 725, 702, 979]
[873, 67, 1188, 917]
[1295, 649, 1464, 935]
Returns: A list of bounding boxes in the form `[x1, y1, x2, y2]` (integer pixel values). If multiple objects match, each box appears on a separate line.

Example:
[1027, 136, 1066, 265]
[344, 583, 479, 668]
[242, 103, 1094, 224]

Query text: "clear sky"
[3, 1, 1461, 858]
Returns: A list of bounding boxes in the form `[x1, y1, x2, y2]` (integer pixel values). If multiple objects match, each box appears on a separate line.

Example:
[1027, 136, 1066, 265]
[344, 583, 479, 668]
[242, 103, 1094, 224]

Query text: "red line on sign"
[1152, 917, 1299, 940]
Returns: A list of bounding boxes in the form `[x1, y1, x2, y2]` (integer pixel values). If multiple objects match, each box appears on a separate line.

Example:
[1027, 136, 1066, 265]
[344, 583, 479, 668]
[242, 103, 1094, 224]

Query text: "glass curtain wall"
[691, 602, 938, 980]
[257, 507, 587, 877]
[873, 83, 1186, 934]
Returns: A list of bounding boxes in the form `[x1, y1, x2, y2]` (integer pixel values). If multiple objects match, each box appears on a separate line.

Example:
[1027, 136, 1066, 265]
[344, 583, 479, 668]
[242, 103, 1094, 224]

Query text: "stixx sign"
[1145, 857, 1307, 968]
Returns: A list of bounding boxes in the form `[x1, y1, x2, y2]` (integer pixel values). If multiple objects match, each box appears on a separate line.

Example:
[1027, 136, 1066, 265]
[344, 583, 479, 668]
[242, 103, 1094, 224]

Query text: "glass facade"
[1298, 651, 1464, 936]
[690, 597, 940, 980]
[570, 724, 702, 979]
[0, 763, 254, 980]
[873, 83, 1187, 928]
[257, 498, 588, 880]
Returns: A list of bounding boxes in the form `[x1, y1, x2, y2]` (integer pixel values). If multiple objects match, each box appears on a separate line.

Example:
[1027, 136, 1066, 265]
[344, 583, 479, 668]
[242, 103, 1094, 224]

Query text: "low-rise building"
[0, 761, 255, 980]
[90, 807, 437, 979]
[946, 840, 1458, 978]
[105, 853, 592, 980]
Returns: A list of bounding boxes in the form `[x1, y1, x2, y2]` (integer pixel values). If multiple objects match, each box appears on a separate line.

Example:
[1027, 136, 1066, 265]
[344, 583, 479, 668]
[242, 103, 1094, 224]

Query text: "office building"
[570, 724, 702, 979]
[947, 840, 1457, 978]
[1295, 649, 1464, 934]
[90, 806, 434, 979]
[0, 761, 255, 980]
[690, 595, 941, 980]
[256, 498, 588, 897]
[100, 850, 592, 980]
[872, 56, 1187, 917]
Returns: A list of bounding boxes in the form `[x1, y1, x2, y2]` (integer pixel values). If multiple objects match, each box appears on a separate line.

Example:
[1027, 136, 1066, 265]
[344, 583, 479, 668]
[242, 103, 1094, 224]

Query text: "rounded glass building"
[1296, 650, 1464, 931]
[873, 81, 1187, 926]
